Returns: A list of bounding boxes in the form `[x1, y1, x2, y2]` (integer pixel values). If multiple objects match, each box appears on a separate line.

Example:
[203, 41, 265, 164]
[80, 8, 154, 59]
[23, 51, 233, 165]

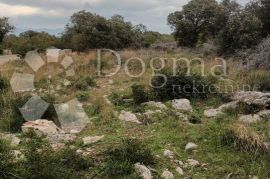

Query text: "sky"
[0, 0, 250, 35]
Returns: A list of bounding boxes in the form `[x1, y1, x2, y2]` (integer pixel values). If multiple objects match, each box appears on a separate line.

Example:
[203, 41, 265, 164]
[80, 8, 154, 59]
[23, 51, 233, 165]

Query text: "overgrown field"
[0, 49, 270, 178]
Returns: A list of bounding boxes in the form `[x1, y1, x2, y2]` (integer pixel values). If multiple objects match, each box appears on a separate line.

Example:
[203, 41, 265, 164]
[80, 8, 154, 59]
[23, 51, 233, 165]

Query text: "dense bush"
[0, 139, 16, 179]
[131, 84, 149, 104]
[74, 76, 96, 91]
[3, 31, 59, 56]
[9, 95, 31, 133]
[219, 11, 262, 53]
[0, 132, 93, 179]
[151, 70, 216, 101]
[0, 75, 9, 92]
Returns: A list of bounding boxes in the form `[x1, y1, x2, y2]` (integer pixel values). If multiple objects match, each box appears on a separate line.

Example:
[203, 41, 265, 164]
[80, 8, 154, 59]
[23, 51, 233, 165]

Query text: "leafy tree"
[0, 17, 13, 44]
[219, 11, 263, 53]
[246, 0, 270, 36]
[3, 30, 58, 56]
[168, 0, 222, 47]
[63, 11, 150, 51]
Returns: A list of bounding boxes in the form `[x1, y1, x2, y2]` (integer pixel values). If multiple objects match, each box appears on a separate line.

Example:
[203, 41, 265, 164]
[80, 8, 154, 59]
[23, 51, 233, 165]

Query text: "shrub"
[18, 132, 93, 178]
[75, 76, 96, 91]
[0, 75, 9, 92]
[151, 69, 216, 101]
[0, 139, 16, 179]
[188, 114, 202, 124]
[102, 138, 155, 177]
[9, 95, 31, 133]
[131, 84, 149, 104]
[76, 91, 89, 101]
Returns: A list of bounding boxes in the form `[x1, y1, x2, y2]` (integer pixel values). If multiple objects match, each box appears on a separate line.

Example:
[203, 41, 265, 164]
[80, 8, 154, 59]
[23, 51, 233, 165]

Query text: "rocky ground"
[0, 51, 270, 178]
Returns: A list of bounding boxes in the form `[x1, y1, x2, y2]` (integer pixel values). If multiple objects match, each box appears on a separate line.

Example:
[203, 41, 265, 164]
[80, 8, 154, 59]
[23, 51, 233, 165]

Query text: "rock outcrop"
[232, 91, 270, 107]
[171, 99, 192, 112]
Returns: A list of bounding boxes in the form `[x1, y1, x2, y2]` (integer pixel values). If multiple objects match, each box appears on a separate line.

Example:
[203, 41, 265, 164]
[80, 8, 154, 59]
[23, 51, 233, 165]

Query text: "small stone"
[108, 80, 114, 85]
[185, 142, 198, 151]
[161, 169, 174, 179]
[82, 135, 104, 146]
[164, 149, 174, 159]
[143, 101, 167, 109]
[204, 109, 221, 118]
[175, 167, 184, 176]
[134, 163, 152, 179]
[177, 160, 184, 167]
[239, 114, 261, 123]
[175, 112, 188, 121]
[70, 129, 80, 134]
[171, 99, 192, 112]
[218, 101, 239, 111]
[12, 150, 24, 161]
[119, 111, 141, 124]
[63, 79, 71, 87]
[187, 159, 200, 167]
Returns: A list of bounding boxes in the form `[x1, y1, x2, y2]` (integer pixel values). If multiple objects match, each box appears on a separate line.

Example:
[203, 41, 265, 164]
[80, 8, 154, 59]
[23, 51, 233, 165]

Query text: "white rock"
[232, 91, 270, 107]
[70, 129, 80, 134]
[258, 110, 270, 120]
[21, 119, 63, 135]
[143, 110, 162, 118]
[218, 101, 239, 111]
[187, 159, 200, 167]
[82, 135, 104, 145]
[175, 167, 184, 176]
[63, 79, 71, 87]
[108, 80, 114, 85]
[0, 134, 21, 146]
[161, 169, 174, 179]
[119, 111, 141, 124]
[143, 101, 167, 109]
[204, 109, 222, 118]
[175, 112, 188, 121]
[12, 150, 24, 160]
[134, 163, 152, 179]
[185, 142, 198, 151]
[171, 99, 192, 112]
[239, 115, 261, 123]
[164, 149, 174, 159]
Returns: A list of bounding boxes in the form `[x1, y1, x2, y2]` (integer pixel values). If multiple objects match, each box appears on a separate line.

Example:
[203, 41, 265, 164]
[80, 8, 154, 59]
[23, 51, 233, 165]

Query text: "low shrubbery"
[76, 91, 90, 101]
[74, 76, 96, 91]
[131, 84, 149, 104]
[101, 138, 155, 178]
[0, 132, 93, 179]
[0, 75, 9, 92]
[9, 95, 31, 133]
[151, 69, 216, 101]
